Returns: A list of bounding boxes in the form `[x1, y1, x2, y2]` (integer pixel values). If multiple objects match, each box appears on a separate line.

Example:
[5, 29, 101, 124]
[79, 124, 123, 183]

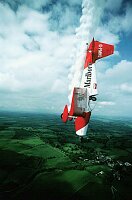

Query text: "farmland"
[0, 112, 132, 200]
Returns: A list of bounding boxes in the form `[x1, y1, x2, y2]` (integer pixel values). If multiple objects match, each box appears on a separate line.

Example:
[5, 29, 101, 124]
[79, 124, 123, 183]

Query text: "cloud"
[92, 0, 132, 116]
[68, 0, 105, 102]
[0, 1, 76, 112]
[98, 101, 115, 106]
[105, 0, 123, 12]
[21, 0, 49, 9]
[120, 83, 132, 94]
[102, 60, 132, 85]
[107, 5, 132, 34]
[0, 0, 49, 10]
[95, 27, 120, 45]
[0, 0, 131, 117]
[95, 60, 132, 116]
[94, 0, 132, 59]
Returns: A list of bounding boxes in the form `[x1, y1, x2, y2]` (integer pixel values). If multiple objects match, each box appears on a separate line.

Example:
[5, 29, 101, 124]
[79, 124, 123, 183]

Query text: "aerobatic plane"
[61, 38, 114, 141]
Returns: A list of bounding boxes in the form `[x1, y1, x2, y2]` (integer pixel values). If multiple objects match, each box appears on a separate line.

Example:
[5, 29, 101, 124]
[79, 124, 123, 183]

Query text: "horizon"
[0, 109, 132, 121]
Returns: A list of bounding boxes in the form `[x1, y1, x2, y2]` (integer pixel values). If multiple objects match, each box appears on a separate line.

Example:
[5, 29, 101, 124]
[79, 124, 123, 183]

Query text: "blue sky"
[0, 0, 132, 117]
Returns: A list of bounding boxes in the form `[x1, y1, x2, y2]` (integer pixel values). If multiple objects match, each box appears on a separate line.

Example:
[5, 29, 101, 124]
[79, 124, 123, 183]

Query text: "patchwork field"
[0, 112, 131, 200]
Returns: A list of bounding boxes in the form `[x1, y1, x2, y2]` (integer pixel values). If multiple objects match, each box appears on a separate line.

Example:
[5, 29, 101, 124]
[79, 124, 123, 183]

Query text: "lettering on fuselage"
[84, 65, 92, 88]
[98, 43, 103, 58]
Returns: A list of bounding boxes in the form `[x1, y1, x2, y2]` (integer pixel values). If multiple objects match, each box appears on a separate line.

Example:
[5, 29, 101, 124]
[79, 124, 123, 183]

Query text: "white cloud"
[24, 0, 49, 9]
[95, 26, 120, 45]
[108, 5, 132, 34]
[0, 2, 76, 112]
[98, 101, 115, 106]
[93, 0, 132, 117]
[0, 0, 131, 117]
[102, 60, 132, 85]
[105, 0, 123, 12]
[96, 60, 132, 116]
[120, 83, 132, 94]
[94, 0, 132, 66]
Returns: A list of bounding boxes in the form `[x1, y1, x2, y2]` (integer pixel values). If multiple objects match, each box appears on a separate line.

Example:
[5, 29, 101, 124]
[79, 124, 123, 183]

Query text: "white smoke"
[68, 0, 105, 103]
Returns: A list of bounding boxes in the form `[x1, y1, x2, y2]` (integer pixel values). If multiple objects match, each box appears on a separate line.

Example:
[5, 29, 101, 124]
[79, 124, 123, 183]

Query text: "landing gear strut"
[79, 136, 83, 143]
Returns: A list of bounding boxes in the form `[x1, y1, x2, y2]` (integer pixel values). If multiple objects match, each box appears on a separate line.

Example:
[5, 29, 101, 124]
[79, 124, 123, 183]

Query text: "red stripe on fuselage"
[75, 112, 91, 131]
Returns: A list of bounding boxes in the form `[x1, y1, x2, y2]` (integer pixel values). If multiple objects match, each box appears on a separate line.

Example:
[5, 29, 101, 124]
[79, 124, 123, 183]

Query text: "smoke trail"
[68, 0, 104, 103]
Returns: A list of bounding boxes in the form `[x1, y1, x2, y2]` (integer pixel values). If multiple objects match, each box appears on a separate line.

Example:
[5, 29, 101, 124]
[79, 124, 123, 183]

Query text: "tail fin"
[93, 41, 114, 62]
[84, 39, 114, 68]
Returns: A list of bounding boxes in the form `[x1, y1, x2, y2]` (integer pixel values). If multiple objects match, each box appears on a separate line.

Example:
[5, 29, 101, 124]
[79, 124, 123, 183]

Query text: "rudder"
[93, 41, 114, 62]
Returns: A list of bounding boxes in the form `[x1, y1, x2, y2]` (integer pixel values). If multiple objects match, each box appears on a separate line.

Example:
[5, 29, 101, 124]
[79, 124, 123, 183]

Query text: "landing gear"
[89, 96, 97, 101]
[79, 136, 83, 143]
[61, 113, 63, 119]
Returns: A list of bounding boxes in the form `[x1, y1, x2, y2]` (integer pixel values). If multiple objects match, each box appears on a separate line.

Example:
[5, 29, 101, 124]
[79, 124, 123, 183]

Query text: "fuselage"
[61, 38, 114, 138]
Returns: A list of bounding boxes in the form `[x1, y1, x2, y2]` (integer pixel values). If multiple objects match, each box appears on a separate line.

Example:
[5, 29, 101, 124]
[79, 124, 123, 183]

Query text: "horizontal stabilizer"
[61, 105, 68, 123]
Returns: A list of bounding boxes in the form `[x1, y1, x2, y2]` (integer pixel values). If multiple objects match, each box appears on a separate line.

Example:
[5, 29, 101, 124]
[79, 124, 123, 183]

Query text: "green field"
[0, 112, 132, 200]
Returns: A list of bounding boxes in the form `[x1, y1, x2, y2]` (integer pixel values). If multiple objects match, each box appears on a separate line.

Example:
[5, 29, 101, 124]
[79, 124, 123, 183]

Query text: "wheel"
[61, 113, 63, 119]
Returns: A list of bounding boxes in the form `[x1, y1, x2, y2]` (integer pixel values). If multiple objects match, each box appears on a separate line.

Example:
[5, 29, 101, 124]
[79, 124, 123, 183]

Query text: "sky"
[0, 0, 132, 117]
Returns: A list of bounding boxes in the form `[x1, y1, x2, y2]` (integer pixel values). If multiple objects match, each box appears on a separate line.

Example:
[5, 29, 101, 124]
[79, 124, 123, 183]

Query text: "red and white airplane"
[61, 38, 114, 141]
